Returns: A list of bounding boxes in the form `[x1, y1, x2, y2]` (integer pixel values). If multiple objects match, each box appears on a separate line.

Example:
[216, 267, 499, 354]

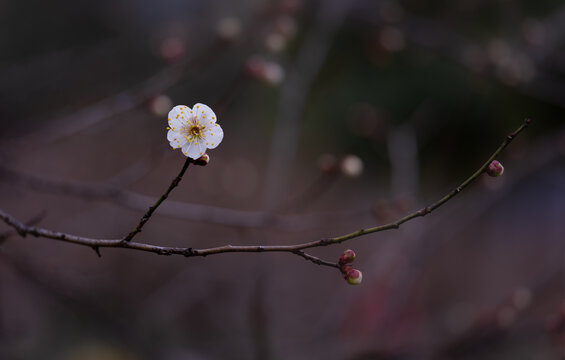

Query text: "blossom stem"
[122, 157, 192, 242]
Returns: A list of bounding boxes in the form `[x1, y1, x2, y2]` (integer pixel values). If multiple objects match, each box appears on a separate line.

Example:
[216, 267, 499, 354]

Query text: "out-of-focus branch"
[0, 119, 530, 270]
[5, 40, 229, 152]
[0, 164, 360, 230]
[262, 0, 353, 210]
[387, 124, 419, 199]
[401, 13, 565, 109]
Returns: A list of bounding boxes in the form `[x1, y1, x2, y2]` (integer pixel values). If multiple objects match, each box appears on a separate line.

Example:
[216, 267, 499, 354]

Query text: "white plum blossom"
[167, 103, 224, 159]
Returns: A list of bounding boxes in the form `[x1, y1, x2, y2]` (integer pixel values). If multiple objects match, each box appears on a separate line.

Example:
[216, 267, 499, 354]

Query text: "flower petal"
[167, 130, 188, 149]
[182, 139, 207, 159]
[170, 141, 184, 149]
[168, 105, 191, 129]
[192, 103, 217, 125]
[204, 122, 224, 149]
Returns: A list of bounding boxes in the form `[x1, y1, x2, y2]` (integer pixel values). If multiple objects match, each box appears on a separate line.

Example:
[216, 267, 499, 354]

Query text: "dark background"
[1, 0, 565, 359]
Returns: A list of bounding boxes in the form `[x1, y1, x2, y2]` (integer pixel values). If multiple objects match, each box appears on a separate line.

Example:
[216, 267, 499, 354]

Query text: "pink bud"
[245, 56, 285, 86]
[486, 160, 504, 177]
[194, 154, 210, 166]
[339, 249, 356, 265]
[279, 0, 303, 14]
[340, 265, 353, 279]
[160, 37, 185, 63]
[345, 268, 363, 285]
[317, 153, 338, 174]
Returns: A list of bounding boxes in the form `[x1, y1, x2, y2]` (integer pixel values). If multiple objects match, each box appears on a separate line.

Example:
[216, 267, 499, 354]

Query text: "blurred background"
[1, 0, 565, 359]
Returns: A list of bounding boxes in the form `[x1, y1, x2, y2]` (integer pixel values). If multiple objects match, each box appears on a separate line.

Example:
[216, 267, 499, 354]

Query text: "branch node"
[92, 246, 102, 258]
[257, 246, 264, 252]
[182, 247, 194, 257]
[16, 228, 27, 237]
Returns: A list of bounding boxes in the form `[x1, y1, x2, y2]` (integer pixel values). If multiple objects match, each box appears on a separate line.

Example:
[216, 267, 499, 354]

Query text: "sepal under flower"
[194, 154, 210, 166]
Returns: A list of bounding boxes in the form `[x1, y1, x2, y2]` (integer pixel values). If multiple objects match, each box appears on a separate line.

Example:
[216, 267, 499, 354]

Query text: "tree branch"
[0, 119, 530, 269]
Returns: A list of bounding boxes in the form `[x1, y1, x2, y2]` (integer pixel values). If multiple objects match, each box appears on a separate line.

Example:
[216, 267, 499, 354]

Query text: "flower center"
[190, 125, 202, 137]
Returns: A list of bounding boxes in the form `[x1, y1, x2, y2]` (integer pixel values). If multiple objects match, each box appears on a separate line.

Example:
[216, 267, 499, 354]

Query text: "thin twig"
[123, 157, 192, 242]
[328, 118, 531, 244]
[0, 210, 46, 245]
[0, 119, 530, 269]
[261, 0, 353, 210]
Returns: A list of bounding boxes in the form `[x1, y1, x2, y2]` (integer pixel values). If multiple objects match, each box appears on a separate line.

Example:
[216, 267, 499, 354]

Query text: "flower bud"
[262, 61, 285, 85]
[265, 32, 287, 53]
[340, 265, 352, 277]
[317, 153, 338, 174]
[245, 56, 285, 86]
[216, 17, 242, 42]
[148, 94, 172, 116]
[340, 155, 364, 178]
[280, 0, 303, 14]
[339, 249, 356, 265]
[345, 268, 363, 285]
[160, 37, 185, 63]
[486, 160, 504, 177]
[194, 154, 210, 166]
